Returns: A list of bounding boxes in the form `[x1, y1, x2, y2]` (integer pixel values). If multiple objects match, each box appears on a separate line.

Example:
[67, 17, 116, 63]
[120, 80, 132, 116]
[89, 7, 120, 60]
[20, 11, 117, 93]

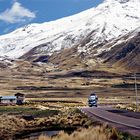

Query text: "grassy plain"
[0, 60, 139, 139]
[0, 60, 139, 100]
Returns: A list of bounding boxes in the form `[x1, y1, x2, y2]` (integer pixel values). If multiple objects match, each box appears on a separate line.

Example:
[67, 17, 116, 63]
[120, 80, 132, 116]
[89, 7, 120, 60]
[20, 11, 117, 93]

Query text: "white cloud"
[0, 2, 36, 23]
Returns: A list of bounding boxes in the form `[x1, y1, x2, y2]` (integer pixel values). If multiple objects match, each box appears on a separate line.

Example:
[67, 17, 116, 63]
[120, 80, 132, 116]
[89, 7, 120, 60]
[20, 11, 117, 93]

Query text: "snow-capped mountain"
[0, 0, 140, 59]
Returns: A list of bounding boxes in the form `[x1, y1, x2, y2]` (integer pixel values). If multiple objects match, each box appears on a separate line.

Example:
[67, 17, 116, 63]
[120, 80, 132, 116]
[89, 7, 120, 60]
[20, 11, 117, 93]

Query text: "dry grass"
[0, 115, 27, 139]
[27, 98, 86, 108]
[38, 126, 118, 140]
[0, 59, 139, 99]
[0, 108, 93, 139]
[26, 108, 93, 129]
[116, 104, 140, 112]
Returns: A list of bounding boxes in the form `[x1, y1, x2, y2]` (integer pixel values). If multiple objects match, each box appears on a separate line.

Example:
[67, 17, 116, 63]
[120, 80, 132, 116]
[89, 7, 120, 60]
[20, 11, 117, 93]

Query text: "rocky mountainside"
[48, 27, 140, 73]
[99, 28, 140, 72]
[0, 0, 139, 72]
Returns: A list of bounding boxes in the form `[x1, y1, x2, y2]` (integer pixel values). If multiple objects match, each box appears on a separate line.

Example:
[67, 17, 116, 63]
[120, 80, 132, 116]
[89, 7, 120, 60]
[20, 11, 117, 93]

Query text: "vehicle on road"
[88, 93, 98, 107]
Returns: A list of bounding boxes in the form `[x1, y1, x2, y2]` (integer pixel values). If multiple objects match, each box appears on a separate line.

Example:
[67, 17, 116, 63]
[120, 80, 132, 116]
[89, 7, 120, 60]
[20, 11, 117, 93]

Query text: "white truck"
[88, 93, 98, 107]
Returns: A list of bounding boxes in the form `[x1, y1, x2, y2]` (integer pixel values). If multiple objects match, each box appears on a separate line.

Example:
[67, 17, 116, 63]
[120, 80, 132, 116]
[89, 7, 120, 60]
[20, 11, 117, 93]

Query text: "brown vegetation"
[116, 104, 140, 112]
[0, 115, 27, 139]
[38, 126, 118, 140]
[0, 108, 93, 139]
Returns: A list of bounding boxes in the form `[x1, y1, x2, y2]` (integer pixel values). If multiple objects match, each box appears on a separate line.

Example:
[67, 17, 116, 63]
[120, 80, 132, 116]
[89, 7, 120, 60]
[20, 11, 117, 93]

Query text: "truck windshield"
[89, 96, 96, 100]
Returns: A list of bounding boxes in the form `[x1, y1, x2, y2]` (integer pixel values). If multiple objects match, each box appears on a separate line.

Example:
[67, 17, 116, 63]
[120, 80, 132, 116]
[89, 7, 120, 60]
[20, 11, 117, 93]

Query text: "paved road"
[81, 107, 140, 137]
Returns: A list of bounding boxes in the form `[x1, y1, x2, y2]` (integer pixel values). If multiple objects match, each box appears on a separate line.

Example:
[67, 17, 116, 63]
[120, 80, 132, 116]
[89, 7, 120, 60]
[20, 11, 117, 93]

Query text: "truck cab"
[88, 93, 98, 107]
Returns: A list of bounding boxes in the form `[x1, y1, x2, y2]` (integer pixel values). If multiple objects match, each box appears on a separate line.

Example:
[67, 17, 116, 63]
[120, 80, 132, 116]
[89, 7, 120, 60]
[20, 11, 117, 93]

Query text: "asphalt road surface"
[81, 107, 140, 137]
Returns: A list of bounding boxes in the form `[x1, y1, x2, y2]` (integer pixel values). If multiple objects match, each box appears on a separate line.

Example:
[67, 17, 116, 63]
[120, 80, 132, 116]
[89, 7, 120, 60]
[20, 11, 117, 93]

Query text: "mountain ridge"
[0, 0, 140, 60]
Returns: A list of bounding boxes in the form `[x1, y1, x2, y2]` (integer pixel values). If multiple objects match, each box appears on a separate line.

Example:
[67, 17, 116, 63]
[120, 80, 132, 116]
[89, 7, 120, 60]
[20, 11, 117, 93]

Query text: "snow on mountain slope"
[0, 0, 140, 59]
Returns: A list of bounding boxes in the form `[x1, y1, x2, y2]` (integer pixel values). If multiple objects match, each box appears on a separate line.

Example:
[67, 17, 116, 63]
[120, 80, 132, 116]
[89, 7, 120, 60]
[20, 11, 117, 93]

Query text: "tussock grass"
[26, 108, 93, 129]
[38, 126, 118, 140]
[0, 115, 27, 139]
[116, 104, 140, 112]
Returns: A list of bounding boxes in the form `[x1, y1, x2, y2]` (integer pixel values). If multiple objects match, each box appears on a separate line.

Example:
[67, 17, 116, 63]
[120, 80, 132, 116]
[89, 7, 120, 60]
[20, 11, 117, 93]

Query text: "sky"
[0, 0, 103, 35]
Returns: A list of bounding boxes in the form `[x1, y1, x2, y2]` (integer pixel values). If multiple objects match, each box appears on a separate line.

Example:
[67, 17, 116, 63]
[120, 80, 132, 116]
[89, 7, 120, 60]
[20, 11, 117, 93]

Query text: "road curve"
[80, 107, 140, 137]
